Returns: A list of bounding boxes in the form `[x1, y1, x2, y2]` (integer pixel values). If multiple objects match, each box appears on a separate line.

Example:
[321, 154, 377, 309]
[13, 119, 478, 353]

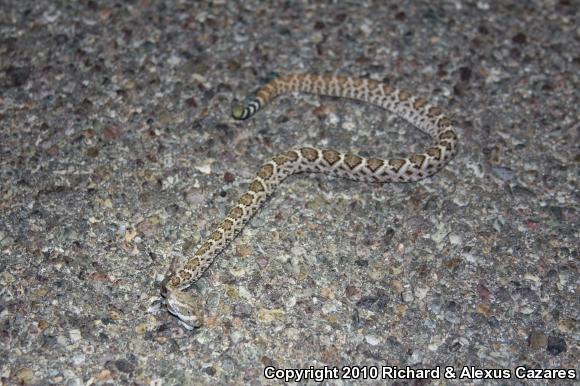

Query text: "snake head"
[163, 287, 204, 330]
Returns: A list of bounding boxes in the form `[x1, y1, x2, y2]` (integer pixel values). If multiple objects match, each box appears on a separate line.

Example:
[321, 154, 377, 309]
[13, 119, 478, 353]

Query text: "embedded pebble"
[365, 335, 380, 346]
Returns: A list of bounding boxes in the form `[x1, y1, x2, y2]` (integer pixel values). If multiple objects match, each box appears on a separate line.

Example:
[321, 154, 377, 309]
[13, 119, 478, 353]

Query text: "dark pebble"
[355, 257, 368, 267]
[3, 66, 30, 88]
[314, 21, 325, 30]
[115, 359, 135, 373]
[186, 97, 197, 108]
[224, 172, 235, 183]
[41, 335, 58, 349]
[512, 185, 536, 198]
[345, 285, 359, 298]
[334, 13, 347, 23]
[261, 356, 276, 367]
[383, 228, 395, 244]
[356, 295, 389, 312]
[459, 66, 471, 83]
[450, 341, 462, 352]
[203, 366, 216, 376]
[86, 147, 99, 158]
[512, 33, 527, 44]
[215, 123, 234, 139]
[546, 336, 567, 355]
[351, 309, 362, 329]
[356, 296, 378, 309]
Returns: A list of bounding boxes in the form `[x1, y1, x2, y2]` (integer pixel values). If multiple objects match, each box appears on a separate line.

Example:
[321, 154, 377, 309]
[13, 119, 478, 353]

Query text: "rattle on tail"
[161, 74, 459, 329]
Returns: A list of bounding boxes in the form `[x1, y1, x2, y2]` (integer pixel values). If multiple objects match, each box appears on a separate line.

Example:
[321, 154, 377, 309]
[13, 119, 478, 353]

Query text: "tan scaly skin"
[161, 74, 459, 329]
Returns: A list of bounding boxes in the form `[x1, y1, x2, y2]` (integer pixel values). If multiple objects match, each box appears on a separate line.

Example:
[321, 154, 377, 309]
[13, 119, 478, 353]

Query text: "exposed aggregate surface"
[0, 1, 578, 385]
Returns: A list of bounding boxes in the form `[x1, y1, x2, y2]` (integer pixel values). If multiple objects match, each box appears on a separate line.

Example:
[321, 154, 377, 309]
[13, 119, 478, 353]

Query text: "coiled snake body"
[161, 74, 458, 329]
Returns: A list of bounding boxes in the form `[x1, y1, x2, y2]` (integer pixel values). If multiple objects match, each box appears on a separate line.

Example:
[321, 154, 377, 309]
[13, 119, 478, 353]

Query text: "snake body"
[161, 74, 458, 329]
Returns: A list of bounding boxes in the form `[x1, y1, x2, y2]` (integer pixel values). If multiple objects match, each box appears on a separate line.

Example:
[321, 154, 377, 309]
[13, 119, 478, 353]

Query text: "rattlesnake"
[160, 74, 458, 329]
